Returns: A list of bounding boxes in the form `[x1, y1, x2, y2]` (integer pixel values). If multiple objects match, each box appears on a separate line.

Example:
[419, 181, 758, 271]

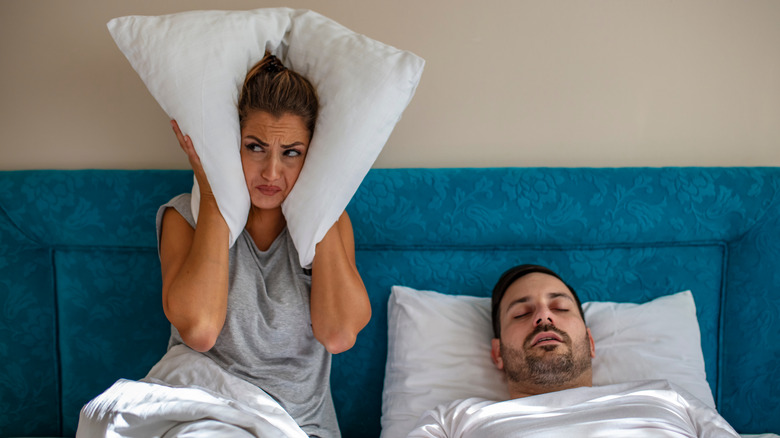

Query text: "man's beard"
[500, 324, 592, 387]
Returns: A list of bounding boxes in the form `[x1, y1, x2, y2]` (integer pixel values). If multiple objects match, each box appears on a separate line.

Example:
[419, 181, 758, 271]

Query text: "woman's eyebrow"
[244, 135, 268, 146]
[244, 135, 304, 149]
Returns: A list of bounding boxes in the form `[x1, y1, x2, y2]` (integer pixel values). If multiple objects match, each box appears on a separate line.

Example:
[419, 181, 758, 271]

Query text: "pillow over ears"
[108, 8, 424, 267]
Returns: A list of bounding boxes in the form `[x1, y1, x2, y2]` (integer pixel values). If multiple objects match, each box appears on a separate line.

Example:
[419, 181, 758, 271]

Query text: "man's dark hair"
[491, 264, 585, 338]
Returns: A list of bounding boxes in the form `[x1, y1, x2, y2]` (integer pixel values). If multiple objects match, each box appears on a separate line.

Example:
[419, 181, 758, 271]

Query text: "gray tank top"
[156, 194, 339, 437]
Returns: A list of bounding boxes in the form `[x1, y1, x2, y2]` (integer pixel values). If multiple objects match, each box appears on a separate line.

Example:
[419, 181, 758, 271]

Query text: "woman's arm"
[310, 211, 371, 354]
[159, 120, 231, 352]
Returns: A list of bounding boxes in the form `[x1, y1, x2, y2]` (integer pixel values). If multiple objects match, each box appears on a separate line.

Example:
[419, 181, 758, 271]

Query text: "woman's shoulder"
[156, 193, 195, 230]
[165, 193, 193, 213]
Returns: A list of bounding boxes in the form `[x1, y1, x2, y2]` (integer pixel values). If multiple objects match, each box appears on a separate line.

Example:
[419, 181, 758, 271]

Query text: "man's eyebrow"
[504, 296, 529, 313]
[548, 292, 575, 302]
[504, 292, 575, 313]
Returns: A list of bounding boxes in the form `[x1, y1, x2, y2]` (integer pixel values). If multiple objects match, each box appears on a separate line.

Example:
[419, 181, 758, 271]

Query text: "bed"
[1, 167, 778, 437]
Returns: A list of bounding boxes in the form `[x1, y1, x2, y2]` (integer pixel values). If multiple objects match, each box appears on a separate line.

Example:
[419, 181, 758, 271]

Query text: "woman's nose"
[262, 154, 281, 181]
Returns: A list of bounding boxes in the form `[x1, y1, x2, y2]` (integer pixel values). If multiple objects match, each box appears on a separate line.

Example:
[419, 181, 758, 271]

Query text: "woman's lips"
[257, 185, 281, 196]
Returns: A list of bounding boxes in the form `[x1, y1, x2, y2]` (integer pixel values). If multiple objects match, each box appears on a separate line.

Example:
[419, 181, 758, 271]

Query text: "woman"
[159, 53, 371, 437]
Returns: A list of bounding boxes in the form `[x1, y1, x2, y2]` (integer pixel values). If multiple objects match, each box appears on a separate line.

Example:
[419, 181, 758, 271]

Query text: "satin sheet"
[408, 380, 740, 438]
[76, 345, 307, 438]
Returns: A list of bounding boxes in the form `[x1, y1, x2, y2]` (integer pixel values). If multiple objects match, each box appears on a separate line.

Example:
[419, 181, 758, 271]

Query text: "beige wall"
[1, 0, 779, 170]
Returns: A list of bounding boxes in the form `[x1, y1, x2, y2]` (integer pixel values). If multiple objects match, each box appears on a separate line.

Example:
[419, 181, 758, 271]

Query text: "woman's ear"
[491, 338, 504, 370]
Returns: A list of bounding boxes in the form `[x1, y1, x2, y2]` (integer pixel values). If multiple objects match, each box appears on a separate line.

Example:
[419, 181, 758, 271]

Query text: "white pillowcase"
[584, 290, 713, 408]
[381, 285, 714, 438]
[108, 8, 424, 267]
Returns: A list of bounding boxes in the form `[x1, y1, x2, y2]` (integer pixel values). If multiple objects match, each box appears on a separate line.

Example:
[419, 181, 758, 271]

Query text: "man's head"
[490, 264, 595, 398]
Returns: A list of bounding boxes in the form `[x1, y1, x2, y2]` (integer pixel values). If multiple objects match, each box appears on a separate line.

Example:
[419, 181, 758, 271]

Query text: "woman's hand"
[171, 119, 214, 199]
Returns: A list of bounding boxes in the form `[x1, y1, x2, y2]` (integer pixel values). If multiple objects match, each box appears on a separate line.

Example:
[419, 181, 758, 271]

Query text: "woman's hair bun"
[239, 51, 319, 136]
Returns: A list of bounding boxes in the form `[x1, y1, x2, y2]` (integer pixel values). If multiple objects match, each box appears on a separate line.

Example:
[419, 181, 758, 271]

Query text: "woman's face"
[240, 111, 310, 211]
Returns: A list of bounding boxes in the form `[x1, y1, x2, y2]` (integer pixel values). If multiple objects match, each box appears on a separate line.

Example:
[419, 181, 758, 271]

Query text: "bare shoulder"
[160, 207, 195, 265]
[337, 210, 354, 233]
[161, 207, 194, 240]
[336, 210, 356, 255]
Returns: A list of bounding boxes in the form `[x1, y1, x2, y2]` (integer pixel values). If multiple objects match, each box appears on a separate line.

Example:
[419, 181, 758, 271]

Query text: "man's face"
[491, 273, 595, 392]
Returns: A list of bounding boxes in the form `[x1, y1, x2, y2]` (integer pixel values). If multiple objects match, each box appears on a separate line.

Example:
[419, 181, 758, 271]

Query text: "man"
[407, 264, 739, 437]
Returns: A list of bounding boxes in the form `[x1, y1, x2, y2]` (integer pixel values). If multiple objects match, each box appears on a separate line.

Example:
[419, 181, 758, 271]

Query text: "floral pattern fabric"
[0, 168, 778, 436]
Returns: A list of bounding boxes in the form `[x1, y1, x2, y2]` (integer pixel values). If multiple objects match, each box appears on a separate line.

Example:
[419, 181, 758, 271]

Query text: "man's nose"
[535, 317, 553, 326]
[533, 308, 554, 327]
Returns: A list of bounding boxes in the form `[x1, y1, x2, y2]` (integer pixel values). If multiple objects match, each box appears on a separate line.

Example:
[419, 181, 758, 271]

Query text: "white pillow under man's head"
[381, 286, 715, 438]
[108, 8, 424, 267]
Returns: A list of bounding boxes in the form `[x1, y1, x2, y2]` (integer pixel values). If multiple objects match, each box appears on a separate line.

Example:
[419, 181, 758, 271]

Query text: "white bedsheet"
[75, 346, 779, 437]
[408, 380, 742, 438]
[76, 345, 307, 438]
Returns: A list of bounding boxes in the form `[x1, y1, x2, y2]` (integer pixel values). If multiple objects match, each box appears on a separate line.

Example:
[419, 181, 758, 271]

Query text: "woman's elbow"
[172, 319, 221, 353]
[312, 298, 372, 354]
[163, 300, 224, 353]
[323, 309, 371, 354]
[315, 327, 360, 355]
[182, 330, 219, 353]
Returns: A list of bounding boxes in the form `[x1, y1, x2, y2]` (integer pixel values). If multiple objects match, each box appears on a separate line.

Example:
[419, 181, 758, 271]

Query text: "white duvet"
[408, 380, 741, 438]
[76, 345, 307, 438]
[76, 346, 778, 437]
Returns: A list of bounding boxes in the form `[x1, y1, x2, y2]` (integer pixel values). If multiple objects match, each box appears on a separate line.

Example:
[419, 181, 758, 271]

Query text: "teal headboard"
[1, 168, 778, 436]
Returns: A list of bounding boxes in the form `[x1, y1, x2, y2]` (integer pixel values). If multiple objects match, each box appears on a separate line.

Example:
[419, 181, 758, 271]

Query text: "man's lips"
[530, 331, 563, 347]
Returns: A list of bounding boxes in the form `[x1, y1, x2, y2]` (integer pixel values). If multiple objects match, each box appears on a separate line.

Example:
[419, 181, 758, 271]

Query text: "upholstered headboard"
[335, 167, 780, 436]
[1, 168, 778, 437]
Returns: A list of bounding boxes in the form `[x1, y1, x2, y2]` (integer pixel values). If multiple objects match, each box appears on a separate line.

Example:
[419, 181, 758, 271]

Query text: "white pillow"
[381, 285, 714, 438]
[584, 290, 713, 408]
[107, 9, 424, 267]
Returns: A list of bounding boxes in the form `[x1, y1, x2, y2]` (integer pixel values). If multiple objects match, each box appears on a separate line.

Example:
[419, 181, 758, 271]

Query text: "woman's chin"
[249, 196, 284, 212]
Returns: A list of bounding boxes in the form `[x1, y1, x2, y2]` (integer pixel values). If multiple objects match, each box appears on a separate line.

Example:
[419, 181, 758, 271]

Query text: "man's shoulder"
[472, 381, 683, 412]
[436, 397, 497, 415]
[436, 383, 656, 414]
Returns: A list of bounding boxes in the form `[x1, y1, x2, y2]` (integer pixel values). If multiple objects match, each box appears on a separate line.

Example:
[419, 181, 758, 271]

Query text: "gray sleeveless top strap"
[155, 193, 339, 438]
